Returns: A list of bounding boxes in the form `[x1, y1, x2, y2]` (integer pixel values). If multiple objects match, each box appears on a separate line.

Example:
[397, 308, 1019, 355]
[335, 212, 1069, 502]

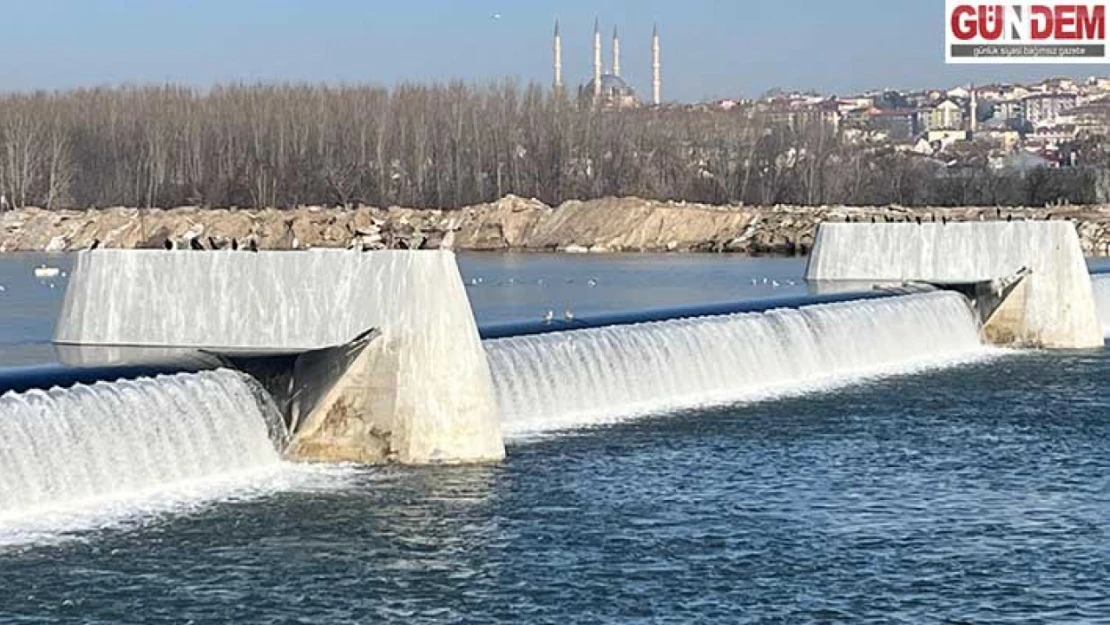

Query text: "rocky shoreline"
[4, 195, 1110, 256]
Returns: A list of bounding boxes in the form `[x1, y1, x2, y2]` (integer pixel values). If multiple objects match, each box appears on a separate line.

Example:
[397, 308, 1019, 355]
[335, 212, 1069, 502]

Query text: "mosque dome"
[585, 74, 637, 101]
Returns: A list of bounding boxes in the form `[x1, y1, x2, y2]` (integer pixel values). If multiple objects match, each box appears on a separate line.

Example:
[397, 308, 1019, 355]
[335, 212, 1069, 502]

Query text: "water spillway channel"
[0, 369, 286, 518]
[484, 291, 989, 438]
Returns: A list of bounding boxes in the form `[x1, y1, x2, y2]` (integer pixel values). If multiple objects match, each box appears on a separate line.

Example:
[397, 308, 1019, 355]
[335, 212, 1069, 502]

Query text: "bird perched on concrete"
[247, 239, 259, 252]
[189, 237, 204, 251]
[915, 216, 922, 225]
[163, 239, 174, 250]
[231, 238, 239, 251]
[87, 239, 100, 251]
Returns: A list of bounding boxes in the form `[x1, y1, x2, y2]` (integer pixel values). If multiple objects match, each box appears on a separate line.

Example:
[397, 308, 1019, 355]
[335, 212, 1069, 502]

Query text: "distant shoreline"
[3, 195, 1110, 256]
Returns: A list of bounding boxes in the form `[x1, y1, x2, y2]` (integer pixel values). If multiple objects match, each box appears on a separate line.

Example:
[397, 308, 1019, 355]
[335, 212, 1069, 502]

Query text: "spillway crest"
[0, 369, 285, 515]
[485, 292, 986, 437]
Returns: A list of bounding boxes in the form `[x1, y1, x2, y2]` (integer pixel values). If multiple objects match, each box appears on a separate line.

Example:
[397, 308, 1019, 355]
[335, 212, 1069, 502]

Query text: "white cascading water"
[0, 369, 286, 518]
[1091, 274, 1110, 336]
[485, 291, 990, 438]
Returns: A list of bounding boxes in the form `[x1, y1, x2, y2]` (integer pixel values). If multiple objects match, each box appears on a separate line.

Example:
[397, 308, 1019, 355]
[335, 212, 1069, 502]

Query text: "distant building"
[947, 86, 971, 100]
[977, 126, 1022, 152]
[993, 99, 1026, 127]
[1023, 92, 1078, 125]
[583, 75, 638, 109]
[869, 109, 918, 142]
[761, 99, 841, 132]
[553, 19, 661, 107]
[926, 129, 970, 151]
[928, 100, 964, 131]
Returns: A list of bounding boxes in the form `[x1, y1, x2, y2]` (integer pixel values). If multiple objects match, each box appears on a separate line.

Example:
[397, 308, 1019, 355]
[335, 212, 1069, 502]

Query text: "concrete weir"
[53, 249, 505, 465]
[806, 222, 1103, 349]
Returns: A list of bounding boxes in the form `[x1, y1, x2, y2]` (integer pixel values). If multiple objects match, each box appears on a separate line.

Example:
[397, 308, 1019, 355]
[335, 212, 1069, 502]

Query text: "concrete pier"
[53, 249, 505, 464]
[806, 222, 1103, 349]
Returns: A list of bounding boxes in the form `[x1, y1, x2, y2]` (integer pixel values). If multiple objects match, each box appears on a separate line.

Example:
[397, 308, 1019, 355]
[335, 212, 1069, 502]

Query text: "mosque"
[553, 19, 661, 108]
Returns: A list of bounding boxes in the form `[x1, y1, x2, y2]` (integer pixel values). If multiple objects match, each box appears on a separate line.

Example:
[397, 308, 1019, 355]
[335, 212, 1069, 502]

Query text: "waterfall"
[0, 369, 286, 518]
[1093, 274, 1110, 336]
[485, 292, 989, 438]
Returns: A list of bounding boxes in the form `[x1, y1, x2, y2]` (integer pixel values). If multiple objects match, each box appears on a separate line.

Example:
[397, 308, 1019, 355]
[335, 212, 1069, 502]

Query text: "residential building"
[930, 100, 964, 130]
[1024, 92, 1078, 125]
[869, 109, 918, 142]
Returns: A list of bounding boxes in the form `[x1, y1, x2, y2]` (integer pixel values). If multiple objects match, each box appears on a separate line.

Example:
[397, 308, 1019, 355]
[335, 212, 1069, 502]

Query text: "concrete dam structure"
[806, 222, 1104, 349]
[5, 221, 1099, 493]
[52, 249, 505, 465]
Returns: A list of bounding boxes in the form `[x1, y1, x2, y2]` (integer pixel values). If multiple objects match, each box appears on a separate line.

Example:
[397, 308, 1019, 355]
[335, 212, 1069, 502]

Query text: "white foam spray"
[485, 292, 992, 438]
[0, 369, 350, 545]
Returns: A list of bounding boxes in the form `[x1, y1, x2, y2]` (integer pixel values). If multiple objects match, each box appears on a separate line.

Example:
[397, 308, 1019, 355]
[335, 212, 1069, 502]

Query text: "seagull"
[587, 278, 598, 287]
[543, 310, 555, 324]
[491, 12, 502, 19]
[564, 309, 575, 321]
[772, 280, 780, 288]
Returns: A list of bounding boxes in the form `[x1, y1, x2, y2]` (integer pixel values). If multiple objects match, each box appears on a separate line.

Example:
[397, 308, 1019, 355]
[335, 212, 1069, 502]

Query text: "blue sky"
[0, 0, 1096, 100]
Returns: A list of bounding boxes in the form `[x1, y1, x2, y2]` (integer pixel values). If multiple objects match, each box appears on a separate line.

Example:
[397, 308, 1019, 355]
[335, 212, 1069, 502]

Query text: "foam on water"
[0, 369, 350, 545]
[485, 292, 994, 439]
[1092, 274, 1110, 337]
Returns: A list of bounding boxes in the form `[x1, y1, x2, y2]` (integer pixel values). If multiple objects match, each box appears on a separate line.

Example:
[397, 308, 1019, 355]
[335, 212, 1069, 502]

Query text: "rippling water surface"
[0, 253, 1108, 623]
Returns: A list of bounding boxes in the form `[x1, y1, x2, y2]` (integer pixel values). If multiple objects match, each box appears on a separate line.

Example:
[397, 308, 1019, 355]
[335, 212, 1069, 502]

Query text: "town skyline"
[0, 0, 1103, 102]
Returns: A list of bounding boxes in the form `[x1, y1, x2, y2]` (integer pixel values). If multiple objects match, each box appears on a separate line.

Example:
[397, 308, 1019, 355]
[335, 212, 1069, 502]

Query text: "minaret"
[593, 18, 603, 100]
[652, 24, 661, 106]
[553, 20, 563, 94]
[969, 84, 978, 133]
[612, 26, 621, 77]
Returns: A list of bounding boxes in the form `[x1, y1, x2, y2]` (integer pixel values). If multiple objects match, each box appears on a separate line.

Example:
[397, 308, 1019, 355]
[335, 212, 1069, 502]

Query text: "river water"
[0, 252, 1108, 623]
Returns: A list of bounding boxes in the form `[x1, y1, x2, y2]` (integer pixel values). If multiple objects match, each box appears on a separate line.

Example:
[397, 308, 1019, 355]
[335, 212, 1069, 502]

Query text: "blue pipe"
[478, 290, 900, 340]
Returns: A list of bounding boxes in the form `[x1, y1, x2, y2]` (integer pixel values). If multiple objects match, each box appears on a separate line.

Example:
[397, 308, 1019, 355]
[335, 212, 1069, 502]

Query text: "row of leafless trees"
[0, 83, 1099, 210]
